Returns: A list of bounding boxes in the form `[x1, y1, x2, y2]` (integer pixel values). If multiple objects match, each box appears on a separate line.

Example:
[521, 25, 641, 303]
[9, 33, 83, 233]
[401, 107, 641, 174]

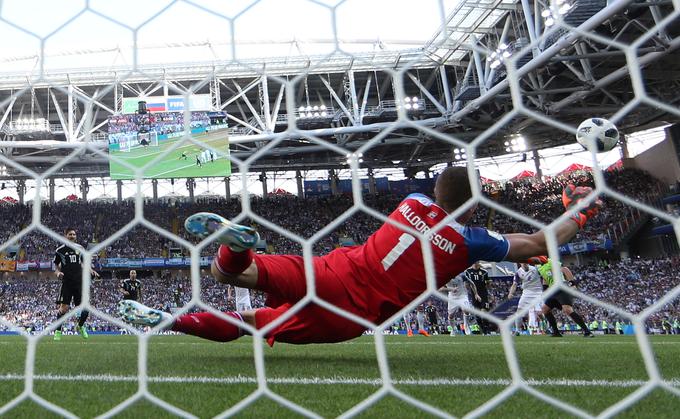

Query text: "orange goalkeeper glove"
[526, 255, 548, 265]
[562, 184, 602, 228]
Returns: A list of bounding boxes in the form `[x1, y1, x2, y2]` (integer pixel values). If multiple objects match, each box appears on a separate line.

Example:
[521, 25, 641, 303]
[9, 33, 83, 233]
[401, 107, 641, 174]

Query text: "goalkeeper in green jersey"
[534, 258, 593, 338]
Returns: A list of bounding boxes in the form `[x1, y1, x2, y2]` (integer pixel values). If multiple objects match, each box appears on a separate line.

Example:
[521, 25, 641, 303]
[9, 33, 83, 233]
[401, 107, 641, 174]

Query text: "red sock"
[172, 312, 245, 342]
[214, 245, 253, 275]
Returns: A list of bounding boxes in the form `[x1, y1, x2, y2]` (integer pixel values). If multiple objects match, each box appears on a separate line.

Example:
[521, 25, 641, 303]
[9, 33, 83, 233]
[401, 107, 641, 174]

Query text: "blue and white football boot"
[118, 300, 172, 327]
[184, 212, 259, 252]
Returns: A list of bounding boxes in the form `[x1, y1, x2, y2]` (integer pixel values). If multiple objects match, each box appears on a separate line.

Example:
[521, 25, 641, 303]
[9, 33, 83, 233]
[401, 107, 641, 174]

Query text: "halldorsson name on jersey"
[398, 202, 457, 254]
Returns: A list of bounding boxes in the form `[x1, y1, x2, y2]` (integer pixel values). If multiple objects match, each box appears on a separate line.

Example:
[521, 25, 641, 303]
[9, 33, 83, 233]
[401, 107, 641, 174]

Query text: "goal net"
[0, 0, 679, 417]
[117, 131, 159, 152]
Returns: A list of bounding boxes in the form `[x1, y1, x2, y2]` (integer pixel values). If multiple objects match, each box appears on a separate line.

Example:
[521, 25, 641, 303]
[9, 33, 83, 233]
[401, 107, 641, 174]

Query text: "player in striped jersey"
[229, 286, 253, 312]
[402, 306, 429, 337]
[508, 263, 543, 335]
[443, 273, 472, 335]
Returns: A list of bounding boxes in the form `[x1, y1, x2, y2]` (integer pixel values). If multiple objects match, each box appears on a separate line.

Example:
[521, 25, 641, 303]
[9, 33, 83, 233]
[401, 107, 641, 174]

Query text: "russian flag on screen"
[147, 102, 166, 112]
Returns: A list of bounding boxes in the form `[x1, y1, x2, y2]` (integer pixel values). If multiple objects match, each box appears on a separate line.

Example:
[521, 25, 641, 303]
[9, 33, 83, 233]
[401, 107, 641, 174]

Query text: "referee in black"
[465, 261, 492, 335]
[53, 227, 99, 341]
[119, 270, 142, 302]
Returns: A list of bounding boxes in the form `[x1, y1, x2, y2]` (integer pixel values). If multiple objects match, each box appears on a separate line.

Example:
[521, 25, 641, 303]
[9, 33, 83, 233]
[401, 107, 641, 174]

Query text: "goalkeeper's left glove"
[562, 184, 602, 229]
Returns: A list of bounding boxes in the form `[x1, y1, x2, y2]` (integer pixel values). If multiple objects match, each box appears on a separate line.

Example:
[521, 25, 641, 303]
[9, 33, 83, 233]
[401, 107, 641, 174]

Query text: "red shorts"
[252, 254, 368, 345]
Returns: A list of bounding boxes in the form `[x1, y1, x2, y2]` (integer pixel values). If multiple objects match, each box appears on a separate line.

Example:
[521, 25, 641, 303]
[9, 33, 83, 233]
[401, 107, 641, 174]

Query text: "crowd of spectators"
[575, 256, 680, 325]
[0, 194, 400, 261]
[0, 167, 677, 334]
[0, 271, 267, 333]
[400, 256, 680, 335]
[1, 256, 677, 334]
[0, 167, 664, 262]
[472, 168, 664, 242]
[107, 111, 211, 140]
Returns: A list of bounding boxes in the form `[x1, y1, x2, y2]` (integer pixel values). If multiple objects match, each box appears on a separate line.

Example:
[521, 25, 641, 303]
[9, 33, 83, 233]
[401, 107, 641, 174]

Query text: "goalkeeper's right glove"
[562, 184, 602, 229]
[526, 255, 548, 266]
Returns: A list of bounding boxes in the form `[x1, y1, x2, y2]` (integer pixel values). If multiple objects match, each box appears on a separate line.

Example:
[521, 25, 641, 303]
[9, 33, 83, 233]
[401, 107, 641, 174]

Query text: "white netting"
[0, 0, 679, 417]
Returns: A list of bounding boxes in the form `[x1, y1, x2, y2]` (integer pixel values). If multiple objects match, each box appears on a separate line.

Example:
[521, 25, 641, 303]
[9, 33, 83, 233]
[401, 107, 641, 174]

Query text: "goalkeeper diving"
[119, 167, 602, 346]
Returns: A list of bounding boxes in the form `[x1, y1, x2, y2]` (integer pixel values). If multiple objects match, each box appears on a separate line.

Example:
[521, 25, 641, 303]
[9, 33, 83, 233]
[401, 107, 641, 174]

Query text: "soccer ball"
[576, 118, 619, 152]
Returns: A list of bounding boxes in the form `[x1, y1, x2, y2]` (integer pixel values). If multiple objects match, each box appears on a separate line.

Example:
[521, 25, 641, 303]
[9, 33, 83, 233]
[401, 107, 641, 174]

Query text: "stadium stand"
[1, 168, 677, 334]
[1, 0, 679, 416]
[4, 167, 664, 260]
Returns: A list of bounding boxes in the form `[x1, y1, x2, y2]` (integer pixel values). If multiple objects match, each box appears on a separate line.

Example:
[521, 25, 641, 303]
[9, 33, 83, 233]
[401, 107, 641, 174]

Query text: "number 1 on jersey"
[382, 233, 416, 270]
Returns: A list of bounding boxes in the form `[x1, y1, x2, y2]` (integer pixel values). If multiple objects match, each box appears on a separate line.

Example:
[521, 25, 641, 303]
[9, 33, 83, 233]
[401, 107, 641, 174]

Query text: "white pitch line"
[0, 340, 679, 346]
[113, 132, 227, 160]
[109, 155, 228, 179]
[0, 374, 677, 388]
[148, 155, 228, 178]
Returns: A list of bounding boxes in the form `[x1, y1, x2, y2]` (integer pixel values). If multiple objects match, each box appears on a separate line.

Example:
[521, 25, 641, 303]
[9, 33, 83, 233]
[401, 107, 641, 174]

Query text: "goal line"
[1, 373, 677, 388]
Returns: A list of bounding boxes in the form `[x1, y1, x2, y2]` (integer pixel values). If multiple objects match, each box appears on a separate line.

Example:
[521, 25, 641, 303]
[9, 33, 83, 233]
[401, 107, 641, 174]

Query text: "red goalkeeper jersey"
[323, 193, 510, 324]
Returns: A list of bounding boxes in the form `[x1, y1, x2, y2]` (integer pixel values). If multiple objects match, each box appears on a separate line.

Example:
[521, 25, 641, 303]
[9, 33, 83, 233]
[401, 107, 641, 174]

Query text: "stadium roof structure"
[0, 0, 679, 180]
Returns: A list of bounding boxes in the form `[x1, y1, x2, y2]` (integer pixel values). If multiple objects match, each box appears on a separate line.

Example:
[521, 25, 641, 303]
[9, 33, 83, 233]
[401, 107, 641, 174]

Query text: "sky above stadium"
[0, 1, 671, 200]
[0, 0, 461, 72]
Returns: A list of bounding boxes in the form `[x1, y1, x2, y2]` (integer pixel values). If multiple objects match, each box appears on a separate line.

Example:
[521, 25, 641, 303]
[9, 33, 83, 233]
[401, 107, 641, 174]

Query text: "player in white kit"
[443, 273, 472, 336]
[508, 263, 544, 335]
[402, 307, 429, 337]
[229, 286, 253, 312]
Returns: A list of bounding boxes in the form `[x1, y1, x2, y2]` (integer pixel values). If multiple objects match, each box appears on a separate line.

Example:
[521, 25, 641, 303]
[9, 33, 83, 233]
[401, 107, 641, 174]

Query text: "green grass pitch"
[0, 334, 679, 418]
[108, 130, 232, 180]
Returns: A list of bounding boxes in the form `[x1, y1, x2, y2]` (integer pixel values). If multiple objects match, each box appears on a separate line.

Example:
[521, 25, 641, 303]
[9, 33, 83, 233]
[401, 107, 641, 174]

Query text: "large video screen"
[107, 109, 231, 180]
